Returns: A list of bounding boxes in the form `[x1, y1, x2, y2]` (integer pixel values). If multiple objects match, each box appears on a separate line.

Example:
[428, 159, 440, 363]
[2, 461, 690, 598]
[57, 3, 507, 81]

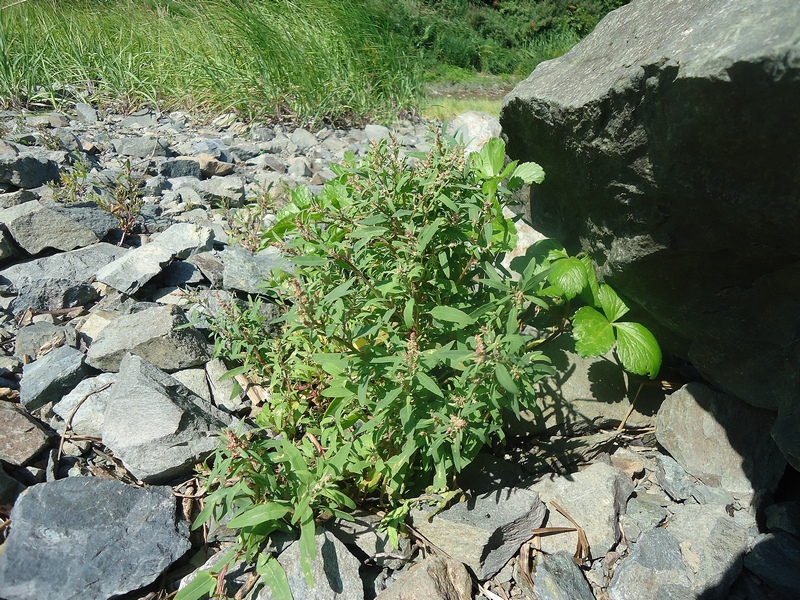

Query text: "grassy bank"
[0, 0, 421, 127]
[0, 0, 625, 126]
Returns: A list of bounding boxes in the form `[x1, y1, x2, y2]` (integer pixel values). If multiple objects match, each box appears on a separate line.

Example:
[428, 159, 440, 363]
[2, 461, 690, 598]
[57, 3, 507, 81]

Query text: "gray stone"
[49, 128, 81, 152]
[501, 0, 800, 470]
[95, 242, 175, 295]
[119, 111, 158, 128]
[197, 175, 245, 207]
[250, 126, 275, 142]
[0, 228, 15, 262]
[205, 358, 246, 413]
[0, 201, 98, 254]
[191, 139, 234, 162]
[364, 124, 391, 141]
[0, 477, 190, 600]
[157, 260, 204, 286]
[533, 551, 595, 600]
[159, 157, 201, 179]
[257, 527, 363, 600]
[46, 200, 119, 240]
[0, 189, 37, 209]
[154, 222, 214, 259]
[287, 157, 312, 178]
[656, 383, 786, 504]
[13, 322, 76, 360]
[1, 242, 125, 312]
[20, 345, 87, 411]
[446, 111, 501, 156]
[102, 353, 229, 483]
[86, 304, 209, 372]
[624, 496, 668, 535]
[665, 503, 750, 599]
[329, 511, 412, 570]
[222, 245, 287, 294]
[410, 487, 546, 579]
[765, 501, 800, 537]
[375, 556, 472, 600]
[655, 454, 697, 503]
[171, 368, 211, 404]
[0, 400, 52, 466]
[52, 373, 117, 438]
[0, 464, 24, 505]
[0, 154, 60, 189]
[533, 462, 634, 559]
[608, 529, 692, 600]
[289, 128, 318, 151]
[743, 532, 800, 599]
[112, 137, 171, 158]
[74, 102, 98, 124]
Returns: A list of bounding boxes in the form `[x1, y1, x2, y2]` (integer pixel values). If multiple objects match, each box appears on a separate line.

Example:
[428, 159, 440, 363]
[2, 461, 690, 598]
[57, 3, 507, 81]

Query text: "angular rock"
[533, 462, 634, 559]
[622, 496, 668, 539]
[446, 111, 501, 155]
[655, 454, 697, 503]
[205, 358, 247, 413]
[743, 532, 800, 598]
[0, 201, 98, 254]
[0, 189, 37, 209]
[0, 400, 52, 466]
[1, 243, 125, 309]
[410, 487, 546, 580]
[171, 368, 211, 404]
[52, 372, 116, 438]
[329, 510, 412, 570]
[289, 128, 317, 151]
[608, 529, 693, 600]
[364, 123, 391, 141]
[196, 152, 234, 177]
[74, 102, 98, 124]
[0, 477, 190, 600]
[0, 228, 14, 262]
[501, 0, 800, 470]
[20, 345, 87, 411]
[14, 322, 76, 360]
[533, 551, 595, 600]
[102, 353, 229, 483]
[112, 137, 171, 157]
[655, 383, 786, 504]
[765, 501, 800, 537]
[257, 527, 363, 600]
[159, 157, 201, 179]
[197, 175, 245, 207]
[0, 154, 60, 189]
[46, 200, 119, 240]
[95, 242, 174, 295]
[665, 503, 751, 599]
[153, 222, 214, 259]
[221, 245, 286, 294]
[86, 304, 209, 372]
[376, 556, 472, 600]
[0, 464, 24, 505]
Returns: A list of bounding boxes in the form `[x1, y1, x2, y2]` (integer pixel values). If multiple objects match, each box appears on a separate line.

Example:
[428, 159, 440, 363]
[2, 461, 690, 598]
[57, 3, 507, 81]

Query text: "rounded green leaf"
[547, 257, 588, 300]
[571, 306, 614, 357]
[598, 284, 629, 322]
[511, 161, 545, 185]
[614, 322, 662, 379]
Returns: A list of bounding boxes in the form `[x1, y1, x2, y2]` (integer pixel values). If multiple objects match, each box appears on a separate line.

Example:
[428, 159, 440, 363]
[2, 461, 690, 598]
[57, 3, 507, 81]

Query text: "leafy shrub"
[187, 134, 659, 599]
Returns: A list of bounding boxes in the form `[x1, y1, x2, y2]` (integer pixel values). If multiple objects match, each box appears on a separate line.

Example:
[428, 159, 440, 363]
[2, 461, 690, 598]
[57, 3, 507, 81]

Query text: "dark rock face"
[501, 0, 800, 468]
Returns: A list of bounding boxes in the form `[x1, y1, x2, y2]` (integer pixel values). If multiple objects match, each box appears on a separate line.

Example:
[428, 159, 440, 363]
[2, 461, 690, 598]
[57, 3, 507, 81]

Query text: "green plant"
[95, 159, 144, 244]
[225, 190, 276, 253]
[185, 135, 660, 600]
[52, 158, 94, 205]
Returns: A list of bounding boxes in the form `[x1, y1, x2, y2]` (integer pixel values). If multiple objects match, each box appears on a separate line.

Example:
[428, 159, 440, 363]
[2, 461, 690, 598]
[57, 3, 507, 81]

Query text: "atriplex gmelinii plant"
[182, 135, 661, 600]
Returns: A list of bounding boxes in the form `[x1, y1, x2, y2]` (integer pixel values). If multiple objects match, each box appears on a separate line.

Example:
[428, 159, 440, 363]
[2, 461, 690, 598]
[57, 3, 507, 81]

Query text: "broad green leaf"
[323, 278, 356, 304]
[227, 502, 291, 528]
[598, 284, 629, 322]
[580, 255, 601, 306]
[614, 322, 662, 379]
[350, 225, 388, 239]
[320, 386, 356, 398]
[481, 137, 506, 177]
[256, 554, 294, 600]
[572, 306, 615, 357]
[403, 299, 415, 329]
[174, 570, 215, 600]
[416, 371, 444, 397]
[430, 306, 475, 327]
[495, 363, 519, 394]
[511, 161, 545, 185]
[291, 255, 329, 267]
[547, 257, 588, 299]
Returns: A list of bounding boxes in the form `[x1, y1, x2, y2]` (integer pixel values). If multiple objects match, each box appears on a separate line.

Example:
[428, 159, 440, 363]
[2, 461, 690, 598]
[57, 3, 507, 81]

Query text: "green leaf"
[299, 513, 316, 587]
[256, 554, 294, 600]
[416, 371, 444, 397]
[511, 161, 545, 185]
[481, 137, 506, 177]
[403, 299, 415, 329]
[323, 277, 356, 304]
[174, 570, 215, 600]
[547, 256, 588, 299]
[227, 502, 291, 528]
[598, 284, 629, 322]
[614, 322, 662, 379]
[291, 255, 329, 267]
[430, 306, 475, 327]
[572, 306, 615, 357]
[495, 363, 519, 394]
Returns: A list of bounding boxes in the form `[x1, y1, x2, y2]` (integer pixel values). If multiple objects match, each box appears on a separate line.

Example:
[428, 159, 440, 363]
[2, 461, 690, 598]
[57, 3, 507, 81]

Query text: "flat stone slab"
[86, 304, 209, 372]
[20, 345, 88, 411]
[410, 487, 546, 580]
[0, 201, 98, 254]
[376, 556, 472, 600]
[52, 373, 117, 438]
[0, 477, 190, 600]
[101, 353, 230, 483]
[95, 242, 175, 295]
[0, 400, 51, 466]
[533, 551, 595, 600]
[221, 245, 287, 294]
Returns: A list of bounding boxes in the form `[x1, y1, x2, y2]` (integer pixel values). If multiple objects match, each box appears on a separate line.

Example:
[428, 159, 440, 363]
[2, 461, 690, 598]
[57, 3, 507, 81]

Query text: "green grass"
[0, 0, 422, 127]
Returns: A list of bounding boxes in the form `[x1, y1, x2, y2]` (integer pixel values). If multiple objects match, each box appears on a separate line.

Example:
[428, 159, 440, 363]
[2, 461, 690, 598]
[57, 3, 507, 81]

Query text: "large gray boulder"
[501, 0, 800, 469]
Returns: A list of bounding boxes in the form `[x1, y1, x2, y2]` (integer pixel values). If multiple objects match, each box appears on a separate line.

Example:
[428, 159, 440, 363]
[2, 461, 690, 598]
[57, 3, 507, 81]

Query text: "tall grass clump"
[0, 0, 422, 126]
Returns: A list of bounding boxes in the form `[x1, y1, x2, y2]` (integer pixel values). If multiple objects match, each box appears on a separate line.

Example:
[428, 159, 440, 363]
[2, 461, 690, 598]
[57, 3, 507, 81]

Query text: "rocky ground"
[0, 105, 798, 600]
